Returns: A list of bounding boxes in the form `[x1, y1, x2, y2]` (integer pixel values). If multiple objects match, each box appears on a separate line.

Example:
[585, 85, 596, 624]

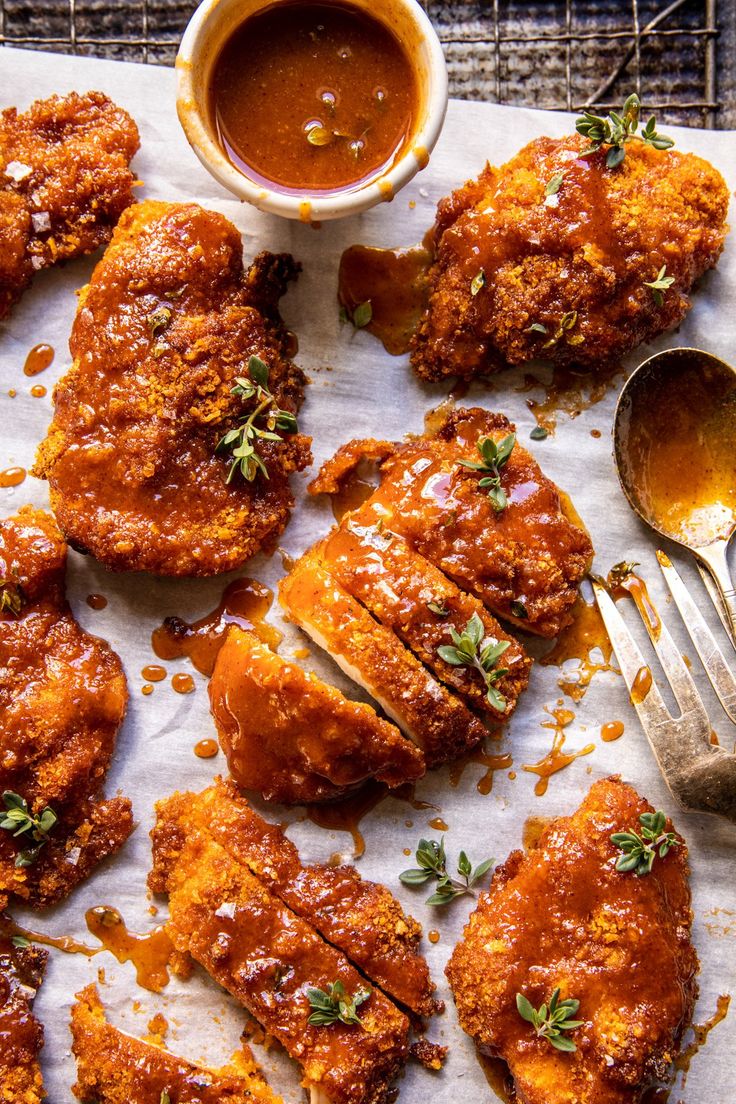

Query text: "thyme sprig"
[340, 300, 372, 329]
[216, 355, 298, 484]
[0, 578, 23, 616]
[400, 836, 493, 906]
[643, 265, 675, 307]
[611, 809, 679, 875]
[458, 433, 515, 512]
[437, 612, 511, 712]
[307, 981, 371, 1028]
[576, 93, 674, 168]
[516, 989, 583, 1052]
[1, 791, 57, 868]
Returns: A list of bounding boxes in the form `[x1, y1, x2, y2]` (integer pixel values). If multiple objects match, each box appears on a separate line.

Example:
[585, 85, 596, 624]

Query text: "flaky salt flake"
[5, 160, 32, 181]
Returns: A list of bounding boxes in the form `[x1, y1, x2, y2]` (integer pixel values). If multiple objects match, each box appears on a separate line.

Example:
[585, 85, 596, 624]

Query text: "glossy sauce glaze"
[210, 2, 417, 194]
[522, 706, 594, 796]
[338, 243, 432, 353]
[171, 672, 195, 695]
[0, 925, 46, 1075]
[612, 570, 662, 640]
[30, 384, 46, 398]
[631, 664, 654, 705]
[194, 738, 219, 759]
[0, 466, 26, 487]
[23, 343, 54, 376]
[151, 577, 278, 677]
[85, 906, 172, 993]
[449, 745, 514, 796]
[601, 720, 625, 742]
[541, 592, 615, 702]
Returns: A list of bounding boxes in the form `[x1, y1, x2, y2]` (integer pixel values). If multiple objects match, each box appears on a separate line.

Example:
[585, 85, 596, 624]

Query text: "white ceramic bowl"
[176, 0, 448, 221]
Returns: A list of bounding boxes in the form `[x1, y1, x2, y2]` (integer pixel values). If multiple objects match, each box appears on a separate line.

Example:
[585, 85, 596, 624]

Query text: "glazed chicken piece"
[150, 781, 440, 1019]
[411, 134, 729, 380]
[279, 553, 488, 767]
[0, 918, 47, 1104]
[446, 778, 698, 1104]
[149, 797, 410, 1104]
[318, 521, 532, 720]
[71, 983, 281, 1104]
[0, 506, 131, 909]
[210, 627, 425, 804]
[0, 90, 139, 318]
[34, 200, 311, 576]
[310, 407, 593, 637]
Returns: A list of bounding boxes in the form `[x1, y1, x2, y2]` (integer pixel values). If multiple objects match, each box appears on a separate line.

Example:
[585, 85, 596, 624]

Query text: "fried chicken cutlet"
[412, 133, 729, 380]
[309, 407, 592, 638]
[34, 200, 311, 576]
[0, 917, 47, 1104]
[446, 778, 698, 1104]
[0, 506, 131, 909]
[0, 91, 139, 318]
[210, 627, 425, 804]
[71, 983, 281, 1104]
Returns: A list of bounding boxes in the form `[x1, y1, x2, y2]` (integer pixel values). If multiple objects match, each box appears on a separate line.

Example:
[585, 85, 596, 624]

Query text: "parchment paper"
[1, 45, 734, 1103]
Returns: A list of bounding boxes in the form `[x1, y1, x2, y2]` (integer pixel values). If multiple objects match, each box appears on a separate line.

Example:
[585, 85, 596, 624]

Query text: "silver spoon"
[614, 347, 736, 643]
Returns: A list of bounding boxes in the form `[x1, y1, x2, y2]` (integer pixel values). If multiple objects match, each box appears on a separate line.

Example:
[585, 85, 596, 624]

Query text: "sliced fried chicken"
[0, 917, 47, 1104]
[71, 983, 280, 1104]
[33, 200, 311, 576]
[150, 780, 440, 1019]
[279, 553, 487, 767]
[446, 778, 698, 1104]
[209, 627, 425, 804]
[411, 134, 730, 380]
[0, 90, 139, 318]
[310, 408, 592, 637]
[0, 506, 131, 909]
[149, 797, 409, 1104]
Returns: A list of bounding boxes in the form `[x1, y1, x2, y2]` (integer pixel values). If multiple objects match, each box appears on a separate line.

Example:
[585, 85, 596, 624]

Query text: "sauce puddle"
[601, 720, 625, 742]
[86, 593, 108, 610]
[307, 780, 435, 859]
[427, 816, 448, 832]
[151, 577, 278, 677]
[518, 361, 624, 435]
[194, 738, 219, 759]
[522, 706, 595, 796]
[477, 1053, 515, 1103]
[85, 906, 172, 993]
[23, 343, 54, 376]
[0, 467, 26, 488]
[338, 243, 432, 354]
[448, 743, 514, 796]
[541, 593, 615, 702]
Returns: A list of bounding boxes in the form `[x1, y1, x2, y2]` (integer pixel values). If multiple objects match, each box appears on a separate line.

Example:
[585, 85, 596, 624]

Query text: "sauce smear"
[85, 906, 172, 993]
[522, 706, 594, 796]
[449, 746, 514, 796]
[23, 343, 54, 376]
[338, 244, 431, 354]
[210, 2, 418, 195]
[541, 593, 615, 702]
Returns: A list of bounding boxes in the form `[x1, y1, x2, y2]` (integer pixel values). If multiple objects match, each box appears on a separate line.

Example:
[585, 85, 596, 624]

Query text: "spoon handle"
[695, 539, 736, 643]
[697, 564, 736, 651]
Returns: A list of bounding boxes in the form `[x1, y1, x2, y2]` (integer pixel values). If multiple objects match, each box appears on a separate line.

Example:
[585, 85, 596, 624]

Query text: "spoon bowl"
[614, 347, 736, 639]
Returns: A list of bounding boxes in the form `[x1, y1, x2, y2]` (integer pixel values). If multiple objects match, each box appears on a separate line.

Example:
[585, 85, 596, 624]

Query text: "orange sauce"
[306, 780, 433, 858]
[338, 243, 431, 354]
[85, 906, 172, 993]
[7, 389, 16, 397]
[171, 672, 195, 695]
[427, 930, 440, 944]
[194, 738, 219, 759]
[151, 577, 277, 677]
[601, 720, 625, 742]
[427, 816, 448, 832]
[541, 593, 615, 702]
[449, 747, 514, 796]
[30, 384, 46, 398]
[675, 994, 731, 1082]
[7, 920, 96, 957]
[522, 815, 550, 850]
[0, 467, 26, 487]
[423, 397, 457, 437]
[477, 1053, 514, 1104]
[522, 706, 595, 796]
[141, 664, 166, 682]
[141, 684, 154, 696]
[85, 593, 108, 610]
[519, 361, 624, 435]
[631, 665, 653, 705]
[613, 572, 662, 640]
[210, 2, 418, 195]
[330, 473, 375, 522]
[23, 343, 54, 376]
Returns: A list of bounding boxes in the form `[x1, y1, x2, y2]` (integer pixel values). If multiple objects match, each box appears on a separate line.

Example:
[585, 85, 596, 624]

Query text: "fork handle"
[695, 538, 736, 642]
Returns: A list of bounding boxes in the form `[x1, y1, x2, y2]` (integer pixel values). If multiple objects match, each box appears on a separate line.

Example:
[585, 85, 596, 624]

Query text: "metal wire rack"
[0, 1, 732, 128]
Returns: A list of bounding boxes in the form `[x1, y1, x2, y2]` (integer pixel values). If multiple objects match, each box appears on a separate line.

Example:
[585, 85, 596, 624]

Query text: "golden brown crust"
[411, 135, 730, 380]
[150, 780, 440, 1019]
[279, 552, 488, 766]
[0, 506, 131, 910]
[209, 627, 425, 804]
[0, 919, 47, 1104]
[33, 200, 311, 576]
[446, 778, 698, 1104]
[71, 983, 280, 1104]
[0, 91, 139, 318]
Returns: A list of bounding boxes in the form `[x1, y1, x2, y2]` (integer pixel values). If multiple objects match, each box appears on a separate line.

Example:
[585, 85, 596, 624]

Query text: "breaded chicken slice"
[411, 134, 729, 380]
[149, 802, 410, 1104]
[0, 506, 131, 909]
[0, 90, 139, 318]
[0, 918, 47, 1104]
[33, 200, 311, 576]
[280, 553, 488, 767]
[150, 781, 440, 1019]
[71, 983, 280, 1104]
[210, 627, 425, 804]
[446, 778, 698, 1104]
[309, 408, 593, 638]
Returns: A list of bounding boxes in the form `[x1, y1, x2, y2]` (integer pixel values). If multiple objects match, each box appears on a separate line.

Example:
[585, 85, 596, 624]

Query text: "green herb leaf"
[436, 615, 510, 712]
[11, 934, 31, 948]
[306, 124, 333, 147]
[427, 600, 450, 618]
[160, 1093, 171, 1104]
[352, 301, 373, 329]
[544, 172, 565, 197]
[400, 836, 493, 906]
[470, 270, 486, 297]
[516, 987, 582, 1051]
[530, 426, 548, 441]
[611, 809, 679, 876]
[575, 93, 673, 168]
[510, 599, 529, 619]
[527, 322, 548, 335]
[146, 306, 172, 341]
[0, 578, 24, 616]
[607, 560, 640, 588]
[643, 265, 675, 307]
[216, 355, 298, 484]
[307, 981, 371, 1028]
[458, 433, 515, 515]
[1, 791, 57, 866]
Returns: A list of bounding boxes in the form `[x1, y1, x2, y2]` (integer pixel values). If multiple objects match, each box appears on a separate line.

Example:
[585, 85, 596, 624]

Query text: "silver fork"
[592, 555, 736, 824]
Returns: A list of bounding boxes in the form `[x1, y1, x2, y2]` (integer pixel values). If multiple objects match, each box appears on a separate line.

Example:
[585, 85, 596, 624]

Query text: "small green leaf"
[160, 1092, 171, 1104]
[545, 172, 565, 197]
[399, 868, 433, 885]
[516, 993, 536, 1023]
[437, 645, 468, 666]
[549, 1034, 577, 1052]
[470, 270, 486, 297]
[11, 934, 31, 948]
[527, 322, 548, 335]
[352, 301, 373, 329]
[510, 599, 528, 619]
[530, 426, 548, 441]
[427, 601, 449, 617]
[306, 124, 333, 147]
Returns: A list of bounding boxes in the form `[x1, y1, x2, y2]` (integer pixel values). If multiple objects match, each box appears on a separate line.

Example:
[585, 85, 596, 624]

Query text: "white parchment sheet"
[1, 45, 735, 1103]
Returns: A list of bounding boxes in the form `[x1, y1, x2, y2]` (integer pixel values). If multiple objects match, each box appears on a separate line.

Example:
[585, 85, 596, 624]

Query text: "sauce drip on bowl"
[210, 2, 418, 195]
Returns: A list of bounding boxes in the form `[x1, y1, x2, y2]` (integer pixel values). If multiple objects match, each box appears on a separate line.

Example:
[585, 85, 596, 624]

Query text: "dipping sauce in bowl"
[209, 2, 418, 195]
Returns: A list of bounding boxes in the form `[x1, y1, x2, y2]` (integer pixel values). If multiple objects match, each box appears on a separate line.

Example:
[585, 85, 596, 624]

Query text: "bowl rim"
[175, 0, 448, 221]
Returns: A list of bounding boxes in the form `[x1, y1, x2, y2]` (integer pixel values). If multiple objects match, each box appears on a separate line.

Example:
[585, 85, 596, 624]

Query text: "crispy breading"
[150, 780, 440, 1019]
[0, 506, 131, 909]
[71, 983, 280, 1104]
[149, 797, 410, 1104]
[411, 135, 729, 380]
[210, 627, 425, 804]
[33, 200, 312, 576]
[0, 91, 139, 318]
[309, 408, 593, 638]
[280, 553, 488, 766]
[446, 778, 698, 1104]
[0, 918, 47, 1104]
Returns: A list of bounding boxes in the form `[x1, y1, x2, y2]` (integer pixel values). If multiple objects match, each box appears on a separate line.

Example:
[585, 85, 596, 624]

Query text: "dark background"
[1, 0, 734, 128]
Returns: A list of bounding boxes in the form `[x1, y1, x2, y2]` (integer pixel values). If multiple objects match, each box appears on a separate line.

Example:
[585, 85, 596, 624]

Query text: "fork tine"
[697, 562, 736, 652]
[658, 551, 736, 724]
